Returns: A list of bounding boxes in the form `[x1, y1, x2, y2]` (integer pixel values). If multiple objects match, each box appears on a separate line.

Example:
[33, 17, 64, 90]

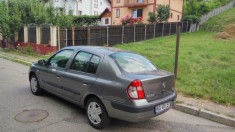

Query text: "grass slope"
[115, 31, 235, 106]
[203, 7, 235, 26]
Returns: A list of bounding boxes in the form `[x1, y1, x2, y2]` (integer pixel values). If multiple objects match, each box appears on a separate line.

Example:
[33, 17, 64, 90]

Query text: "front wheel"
[86, 98, 110, 129]
[30, 74, 43, 95]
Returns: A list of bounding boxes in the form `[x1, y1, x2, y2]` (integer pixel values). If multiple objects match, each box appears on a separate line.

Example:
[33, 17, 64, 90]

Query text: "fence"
[199, 23, 233, 32]
[58, 21, 193, 48]
[199, 0, 235, 25]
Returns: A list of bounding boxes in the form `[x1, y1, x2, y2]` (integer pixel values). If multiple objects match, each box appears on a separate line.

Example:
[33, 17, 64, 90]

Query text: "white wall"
[101, 17, 111, 26]
[48, 0, 110, 16]
[51, 0, 76, 15]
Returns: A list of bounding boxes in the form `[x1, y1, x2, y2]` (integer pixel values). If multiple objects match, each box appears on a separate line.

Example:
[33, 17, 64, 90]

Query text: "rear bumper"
[101, 92, 177, 122]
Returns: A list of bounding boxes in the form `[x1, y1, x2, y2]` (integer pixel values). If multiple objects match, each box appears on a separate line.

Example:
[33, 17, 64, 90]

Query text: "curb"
[173, 103, 235, 127]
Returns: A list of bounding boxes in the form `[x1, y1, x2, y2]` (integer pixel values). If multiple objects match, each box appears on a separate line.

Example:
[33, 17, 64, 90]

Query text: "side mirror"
[38, 60, 46, 66]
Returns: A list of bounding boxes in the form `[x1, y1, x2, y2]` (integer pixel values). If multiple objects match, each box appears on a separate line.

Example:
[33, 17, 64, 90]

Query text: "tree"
[0, 1, 21, 42]
[147, 12, 157, 23]
[156, 5, 170, 23]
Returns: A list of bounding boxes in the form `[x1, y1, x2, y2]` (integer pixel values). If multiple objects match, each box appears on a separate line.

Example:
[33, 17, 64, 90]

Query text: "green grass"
[115, 31, 235, 106]
[202, 7, 235, 30]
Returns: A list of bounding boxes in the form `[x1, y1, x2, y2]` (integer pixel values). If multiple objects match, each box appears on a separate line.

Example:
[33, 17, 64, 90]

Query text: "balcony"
[124, 0, 149, 8]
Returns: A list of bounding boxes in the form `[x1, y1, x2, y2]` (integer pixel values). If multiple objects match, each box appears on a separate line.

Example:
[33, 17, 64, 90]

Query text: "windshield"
[109, 52, 157, 73]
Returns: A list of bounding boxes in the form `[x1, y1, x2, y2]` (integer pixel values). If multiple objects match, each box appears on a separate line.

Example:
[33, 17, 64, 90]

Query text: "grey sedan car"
[29, 46, 177, 129]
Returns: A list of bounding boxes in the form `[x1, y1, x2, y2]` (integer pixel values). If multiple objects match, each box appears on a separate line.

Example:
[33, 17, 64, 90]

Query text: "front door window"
[49, 50, 74, 68]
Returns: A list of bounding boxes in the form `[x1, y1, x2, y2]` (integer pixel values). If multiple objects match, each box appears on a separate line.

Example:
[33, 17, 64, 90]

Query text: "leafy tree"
[0, 1, 21, 42]
[147, 12, 157, 23]
[156, 5, 170, 23]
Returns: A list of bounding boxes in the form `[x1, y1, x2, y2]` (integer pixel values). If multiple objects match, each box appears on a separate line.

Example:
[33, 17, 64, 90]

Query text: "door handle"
[82, 81, 88, 86]
[56, 74, 60, 79]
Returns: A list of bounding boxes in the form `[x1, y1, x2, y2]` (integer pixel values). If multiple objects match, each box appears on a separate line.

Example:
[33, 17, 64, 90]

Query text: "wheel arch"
[29, 71, 36, 81]
[83, 94, 101, 107]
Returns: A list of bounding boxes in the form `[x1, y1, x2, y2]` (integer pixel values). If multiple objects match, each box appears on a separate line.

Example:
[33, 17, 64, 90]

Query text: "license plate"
[155, 102, 171, 114]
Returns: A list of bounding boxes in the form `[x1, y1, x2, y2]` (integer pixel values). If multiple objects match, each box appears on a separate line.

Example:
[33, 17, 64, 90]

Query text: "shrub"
[120, 15, 144, 25]
[147, 12, 157, 23]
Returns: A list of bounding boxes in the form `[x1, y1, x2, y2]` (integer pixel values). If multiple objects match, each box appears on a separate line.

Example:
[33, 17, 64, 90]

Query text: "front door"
[39, 49, 74, 94]
[60, 51, 102, 102]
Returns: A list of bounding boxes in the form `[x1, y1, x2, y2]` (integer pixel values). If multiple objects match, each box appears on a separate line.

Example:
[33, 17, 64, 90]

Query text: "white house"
[46, 0, 111, 16]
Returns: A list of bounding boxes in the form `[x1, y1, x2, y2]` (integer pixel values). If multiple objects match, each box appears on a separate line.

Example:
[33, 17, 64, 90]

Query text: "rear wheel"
[30, 74, 43, 95]
[86, 98, 110, 129]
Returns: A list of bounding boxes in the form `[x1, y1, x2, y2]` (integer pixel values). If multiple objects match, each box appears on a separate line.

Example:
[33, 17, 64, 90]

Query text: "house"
[99, 8, 111, 26]
[44, 0, 111, 16]
[111, 0, 184, 25]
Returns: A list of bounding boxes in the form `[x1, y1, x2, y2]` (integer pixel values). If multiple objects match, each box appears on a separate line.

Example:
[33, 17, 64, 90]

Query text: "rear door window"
[70, 52, 101, 74]
[70, 52, 92, 72]
[87, 55, 100, 74]
[110, 52, 157, 73]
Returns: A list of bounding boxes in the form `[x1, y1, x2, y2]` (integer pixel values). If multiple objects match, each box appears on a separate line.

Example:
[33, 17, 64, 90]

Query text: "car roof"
[62, 46, 131, 55]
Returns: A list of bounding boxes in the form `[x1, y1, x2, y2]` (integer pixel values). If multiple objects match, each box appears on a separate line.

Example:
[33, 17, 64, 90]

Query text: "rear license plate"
[155, 102, 171, 114]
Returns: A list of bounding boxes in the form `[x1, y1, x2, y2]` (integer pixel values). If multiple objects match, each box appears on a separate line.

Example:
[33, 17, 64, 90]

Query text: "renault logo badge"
[163, 82, 166, 88]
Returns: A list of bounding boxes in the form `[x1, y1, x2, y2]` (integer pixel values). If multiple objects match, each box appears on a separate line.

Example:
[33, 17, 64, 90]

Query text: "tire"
[30, 74, 43, 95]
[86, 98, 110, 129]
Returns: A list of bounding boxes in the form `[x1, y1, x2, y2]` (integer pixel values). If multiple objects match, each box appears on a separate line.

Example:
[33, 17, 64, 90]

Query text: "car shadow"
[40, 91, 170, 131]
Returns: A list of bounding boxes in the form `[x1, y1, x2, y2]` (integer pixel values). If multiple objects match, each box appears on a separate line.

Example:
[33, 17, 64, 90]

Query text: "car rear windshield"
[109, 52, 157, 73]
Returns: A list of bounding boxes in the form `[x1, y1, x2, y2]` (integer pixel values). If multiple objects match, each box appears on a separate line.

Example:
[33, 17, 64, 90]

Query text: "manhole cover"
[14, 109, 49, 123]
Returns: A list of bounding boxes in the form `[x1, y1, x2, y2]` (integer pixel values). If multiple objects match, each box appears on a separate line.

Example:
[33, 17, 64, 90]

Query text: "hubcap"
[31, 77, 38, 93]
[87, 102, 102, 125]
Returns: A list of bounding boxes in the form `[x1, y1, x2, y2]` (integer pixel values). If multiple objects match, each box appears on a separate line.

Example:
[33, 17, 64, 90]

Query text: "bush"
[156, 5, 170, 23]
[147, 12, 157, 23]
[16, 45, 38, 56]
[120, 15, 144, 25]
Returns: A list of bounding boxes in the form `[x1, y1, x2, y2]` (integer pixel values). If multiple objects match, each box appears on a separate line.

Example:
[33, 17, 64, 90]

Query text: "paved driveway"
[0, 58, 234, 132]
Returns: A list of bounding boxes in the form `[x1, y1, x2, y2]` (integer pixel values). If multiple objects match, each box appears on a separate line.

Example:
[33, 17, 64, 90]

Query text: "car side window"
[87, 55, 100, 74]
[70, 52, 92, 72]
[49, 50, 74, 68]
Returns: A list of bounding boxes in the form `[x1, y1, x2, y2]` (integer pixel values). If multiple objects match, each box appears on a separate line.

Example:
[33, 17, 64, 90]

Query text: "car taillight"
[127, 80, 145, 99]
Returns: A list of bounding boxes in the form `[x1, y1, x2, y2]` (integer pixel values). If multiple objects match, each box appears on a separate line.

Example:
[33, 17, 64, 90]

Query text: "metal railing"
[124, 0, 148, 5]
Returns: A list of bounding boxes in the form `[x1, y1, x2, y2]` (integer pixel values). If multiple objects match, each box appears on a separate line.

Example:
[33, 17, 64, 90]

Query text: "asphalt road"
[0, 58, 234, 132]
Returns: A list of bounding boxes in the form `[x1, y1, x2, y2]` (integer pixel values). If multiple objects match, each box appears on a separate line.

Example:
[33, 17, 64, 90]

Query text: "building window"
[137, 0, 143, 3]
[177, 15, 180, 20]
[105, 18, 109, 24]
[132, 9, 143, 18]
[117, 0, 120, 3]
[78, 10, 82, 16]
[170, 13, 173, 18]
[100, 2, 102, 6]
[94, 4, 98, 8]
[116, 9, 120, 18]
[55, 0, 59, 2]
[78, 0, 82, 2]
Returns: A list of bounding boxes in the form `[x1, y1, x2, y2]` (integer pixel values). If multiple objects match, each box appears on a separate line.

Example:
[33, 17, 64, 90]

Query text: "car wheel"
[30, 74, 43, 95]
[86, 98, 110, 129]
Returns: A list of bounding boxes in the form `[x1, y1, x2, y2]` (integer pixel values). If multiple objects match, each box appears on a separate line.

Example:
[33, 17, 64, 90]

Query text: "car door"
[60, 51, 102, 102]
[39, 49, 75, 95]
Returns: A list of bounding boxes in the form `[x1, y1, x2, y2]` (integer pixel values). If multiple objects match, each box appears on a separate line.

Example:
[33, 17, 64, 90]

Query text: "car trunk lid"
[124, 70, 175, 102]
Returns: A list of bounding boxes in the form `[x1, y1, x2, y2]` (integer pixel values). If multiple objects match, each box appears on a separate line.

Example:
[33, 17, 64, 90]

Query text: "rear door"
[39, 49, 74, 94]
[60, 51, 103, 102]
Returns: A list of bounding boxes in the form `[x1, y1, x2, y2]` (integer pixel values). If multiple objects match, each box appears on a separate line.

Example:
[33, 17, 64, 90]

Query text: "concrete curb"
[173, 103, 235, 127]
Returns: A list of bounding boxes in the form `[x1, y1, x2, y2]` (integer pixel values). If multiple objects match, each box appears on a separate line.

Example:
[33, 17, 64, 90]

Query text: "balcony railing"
[124, 0, 149, 7]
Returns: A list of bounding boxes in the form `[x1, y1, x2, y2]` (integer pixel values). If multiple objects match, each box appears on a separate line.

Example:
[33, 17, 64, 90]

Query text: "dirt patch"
[215, 24, 235, 40]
